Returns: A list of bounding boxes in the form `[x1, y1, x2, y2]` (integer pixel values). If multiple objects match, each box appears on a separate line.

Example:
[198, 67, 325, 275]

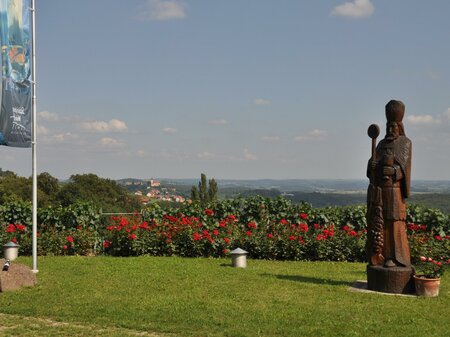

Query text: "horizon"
[2, 1, 450, 180]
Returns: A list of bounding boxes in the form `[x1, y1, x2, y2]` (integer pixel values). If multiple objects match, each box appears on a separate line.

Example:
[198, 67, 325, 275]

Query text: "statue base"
[367, 265, 414, 294]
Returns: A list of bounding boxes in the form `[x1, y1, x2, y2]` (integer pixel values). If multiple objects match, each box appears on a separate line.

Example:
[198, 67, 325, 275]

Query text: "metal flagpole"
[31, 0, 38, 273]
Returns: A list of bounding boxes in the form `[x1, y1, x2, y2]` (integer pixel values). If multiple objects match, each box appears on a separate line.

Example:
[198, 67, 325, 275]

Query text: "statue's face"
[386, 122, 399, 140]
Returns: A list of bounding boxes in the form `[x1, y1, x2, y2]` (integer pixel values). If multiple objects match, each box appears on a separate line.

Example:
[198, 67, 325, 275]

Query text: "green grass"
[0, 256, 448, 337]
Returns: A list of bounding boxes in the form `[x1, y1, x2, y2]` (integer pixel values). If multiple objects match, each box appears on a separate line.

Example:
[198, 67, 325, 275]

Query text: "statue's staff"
[367, 124, 384, 265]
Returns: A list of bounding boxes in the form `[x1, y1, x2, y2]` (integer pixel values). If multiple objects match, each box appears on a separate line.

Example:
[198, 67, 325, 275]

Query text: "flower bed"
[1, 196, 449, 263]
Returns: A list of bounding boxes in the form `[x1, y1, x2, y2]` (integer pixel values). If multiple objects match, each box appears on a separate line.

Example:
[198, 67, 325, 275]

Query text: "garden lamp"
[3, 241, 19, 261]
[230, 248, 248, 268]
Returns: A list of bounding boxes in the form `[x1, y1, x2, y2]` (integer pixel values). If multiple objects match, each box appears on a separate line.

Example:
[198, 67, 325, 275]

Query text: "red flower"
[222, 249, 228, 255]
[289, 235, 296, 241]
[63, 245, 68, 250]
[343, 225, 350, 231]
[420, 256, 427, 261]
[128, 233, 137, 240]
[316, 234, 326, 241]
[314, 223, 321, 229]
[204, 209, 214, 216]
[193, 233, 202, 241]
[106, 225, 115, 231]
[247, 222, 257, 229]
[407, 223, 419, 231]
[16, 224, 25, 232]
[213, 229, 219, 236]
[219, 220, 227, 228]
[11, 238, 17, 243]
[103, 240, 110, 248]
[280, 219, 289, 225]
[349, 230, 357, 237]
[227, 215, 237, 221]
[267, 233, 274, 239]
[299, 213, 308, 220]
[246, 231, 252, 236]
[6, 224, 15, 233]
[67, 235, 74, 243]
[224, 237, 230, 244]
[435, 235, 443, 241]
[119, 217, 129, 226]
[139, 222, 149, 229]
[299, 223, 309, 232]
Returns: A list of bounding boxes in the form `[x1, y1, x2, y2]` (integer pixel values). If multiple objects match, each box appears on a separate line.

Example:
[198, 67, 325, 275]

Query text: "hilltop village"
[118, 179, 187, 205]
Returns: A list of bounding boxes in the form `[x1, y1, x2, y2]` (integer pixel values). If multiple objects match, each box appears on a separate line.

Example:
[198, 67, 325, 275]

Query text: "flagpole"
[31, 0, 38, 273]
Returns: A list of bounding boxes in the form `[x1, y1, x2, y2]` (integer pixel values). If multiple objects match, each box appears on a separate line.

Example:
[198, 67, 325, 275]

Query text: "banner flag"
[0, 0, 32, 147]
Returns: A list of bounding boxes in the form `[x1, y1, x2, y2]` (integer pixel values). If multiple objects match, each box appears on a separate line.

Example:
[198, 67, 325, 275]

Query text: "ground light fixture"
[230, 247, 248, 268]
[3, 241, 19, 261]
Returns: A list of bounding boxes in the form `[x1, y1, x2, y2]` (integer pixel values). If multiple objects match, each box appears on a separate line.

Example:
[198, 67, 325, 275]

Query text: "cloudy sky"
[2, 0, 450, 180]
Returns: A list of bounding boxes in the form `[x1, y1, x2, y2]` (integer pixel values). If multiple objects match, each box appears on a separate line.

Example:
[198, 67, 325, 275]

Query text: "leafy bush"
[0, 197, 448, 262]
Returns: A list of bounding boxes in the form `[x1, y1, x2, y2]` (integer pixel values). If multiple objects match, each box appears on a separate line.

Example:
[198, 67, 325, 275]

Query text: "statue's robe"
[370, 135, 412, 267]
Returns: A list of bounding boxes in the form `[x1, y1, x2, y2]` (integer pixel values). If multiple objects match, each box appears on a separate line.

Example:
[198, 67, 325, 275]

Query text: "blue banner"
[0, 0, 32, 147]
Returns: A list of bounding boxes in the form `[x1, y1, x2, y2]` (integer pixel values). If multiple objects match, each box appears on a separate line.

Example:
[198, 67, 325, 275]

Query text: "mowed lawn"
[0, 256, 448, 337]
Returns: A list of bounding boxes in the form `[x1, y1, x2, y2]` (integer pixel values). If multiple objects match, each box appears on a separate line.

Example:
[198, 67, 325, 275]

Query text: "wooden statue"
[366, 100, 414, 294]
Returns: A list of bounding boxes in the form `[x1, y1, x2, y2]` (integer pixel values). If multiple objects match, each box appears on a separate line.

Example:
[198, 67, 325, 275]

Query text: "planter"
[413, 275, 441, 297]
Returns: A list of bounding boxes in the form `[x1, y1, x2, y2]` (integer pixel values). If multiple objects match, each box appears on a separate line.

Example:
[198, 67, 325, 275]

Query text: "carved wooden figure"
[366, 100, 414, 294]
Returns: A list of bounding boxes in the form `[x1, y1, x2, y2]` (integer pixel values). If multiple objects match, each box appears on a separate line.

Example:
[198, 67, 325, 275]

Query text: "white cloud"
[163, 127, 177, 134]
[197, 151, 220, 160]
[197, 149, 257, 162]
[295, 129, 328, 142]
[38, 111, 59, 122]
[442, 108, 450, 121]
[80, 119, 128, 133]
[137, 150, 147, 158]
[407, 109, 450, 127]
[42, 132, 79, 144]
[262, 135, 280, 142]
[99, 137, 125, 148]
[37, 125, 49, 135]
[254, 98, 271, 106]
[208, 119, 228, 125]
[137, 0, 186, 21]
[243, 149, 257, 161]
[331, 0, 374, 19]
[407, 115, 435, 125]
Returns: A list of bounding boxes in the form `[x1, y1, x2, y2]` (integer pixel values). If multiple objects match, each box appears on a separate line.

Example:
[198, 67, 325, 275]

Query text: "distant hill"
[116, 178, 450, 213]
[126, 178, 450, 194]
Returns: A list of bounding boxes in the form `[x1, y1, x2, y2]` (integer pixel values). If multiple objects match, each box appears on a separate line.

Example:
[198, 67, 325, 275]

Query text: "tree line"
[0, 169, 140, 212]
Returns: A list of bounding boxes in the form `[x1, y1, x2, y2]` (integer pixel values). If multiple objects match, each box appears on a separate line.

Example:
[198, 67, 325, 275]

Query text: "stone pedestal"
[0, 259, 37, 292]
[367, 265, 414, 294]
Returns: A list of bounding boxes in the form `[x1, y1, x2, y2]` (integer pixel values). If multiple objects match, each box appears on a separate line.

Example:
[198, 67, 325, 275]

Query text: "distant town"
[117, 179, 187, 205]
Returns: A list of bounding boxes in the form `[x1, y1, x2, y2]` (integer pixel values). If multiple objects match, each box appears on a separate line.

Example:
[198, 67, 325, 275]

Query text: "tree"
[57, 173, 141, 212]
[0, 173, 32, 203]
[37, 172, 60, 196]
[208, 178, 218, 202]
[191, 185, 199, 202]
[191, 173, 218, 205]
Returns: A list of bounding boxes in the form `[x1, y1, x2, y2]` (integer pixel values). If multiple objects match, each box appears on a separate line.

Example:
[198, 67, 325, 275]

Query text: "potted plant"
[413, 256, 448, 297]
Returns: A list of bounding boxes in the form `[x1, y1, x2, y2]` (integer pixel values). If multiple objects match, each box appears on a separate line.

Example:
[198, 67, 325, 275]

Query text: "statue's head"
[385, 100, 405, 139]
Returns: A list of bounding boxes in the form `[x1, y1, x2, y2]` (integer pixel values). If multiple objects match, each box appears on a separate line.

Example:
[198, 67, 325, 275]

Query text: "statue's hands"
[369, 160, 377, 171]
[382, 166, 395, 176]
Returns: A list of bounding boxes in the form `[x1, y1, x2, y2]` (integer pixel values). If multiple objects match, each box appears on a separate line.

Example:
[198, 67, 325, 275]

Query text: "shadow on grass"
[260, 273, 351, 286]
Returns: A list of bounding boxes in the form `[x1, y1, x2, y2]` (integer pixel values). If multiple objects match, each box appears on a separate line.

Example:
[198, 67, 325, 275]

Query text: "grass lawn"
[0, 256, 448, 337]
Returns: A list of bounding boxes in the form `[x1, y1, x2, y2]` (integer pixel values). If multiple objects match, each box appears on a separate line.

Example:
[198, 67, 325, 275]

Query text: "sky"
[2, 0, 450, 180]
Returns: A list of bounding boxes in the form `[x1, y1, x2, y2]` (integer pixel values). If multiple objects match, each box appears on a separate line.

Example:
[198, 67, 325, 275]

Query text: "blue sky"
[2, 0, 450, 180]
